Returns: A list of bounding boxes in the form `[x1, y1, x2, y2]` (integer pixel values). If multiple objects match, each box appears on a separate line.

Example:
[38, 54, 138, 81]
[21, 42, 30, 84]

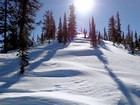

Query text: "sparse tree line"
[84, 12, 140, 55]
[106, 12, 140, 54]
[39, 4, 77, 45]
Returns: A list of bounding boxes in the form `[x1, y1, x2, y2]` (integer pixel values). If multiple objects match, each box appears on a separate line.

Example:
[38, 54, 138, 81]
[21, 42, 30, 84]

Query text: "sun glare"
[74, 0, 94, 14]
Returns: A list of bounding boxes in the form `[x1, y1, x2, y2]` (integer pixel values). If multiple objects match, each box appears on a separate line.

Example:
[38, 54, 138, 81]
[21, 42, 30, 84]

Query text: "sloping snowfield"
[0, 34, 140, 105]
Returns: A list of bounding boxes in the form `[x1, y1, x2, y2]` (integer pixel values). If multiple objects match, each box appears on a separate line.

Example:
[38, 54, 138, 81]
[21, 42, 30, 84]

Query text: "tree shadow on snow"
[0, 41, 68, 93]
[93, 48, 136, 105]
[0, 96, 81, 105]
[0, 55, 20, 93]
[99, 40, 111, 52]
[27, 41, 68, 71]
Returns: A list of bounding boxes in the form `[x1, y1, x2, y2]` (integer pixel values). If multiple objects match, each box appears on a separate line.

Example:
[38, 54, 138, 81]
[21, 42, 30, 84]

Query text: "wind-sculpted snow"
[0, 34, 140, 105]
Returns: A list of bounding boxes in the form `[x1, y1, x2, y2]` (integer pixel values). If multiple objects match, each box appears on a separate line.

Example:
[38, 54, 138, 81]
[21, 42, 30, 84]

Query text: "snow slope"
[0, 34, 140, 105]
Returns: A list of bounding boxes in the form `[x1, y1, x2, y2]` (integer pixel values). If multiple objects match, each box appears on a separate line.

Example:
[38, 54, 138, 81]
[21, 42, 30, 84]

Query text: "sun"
[74, 0, 94, 14]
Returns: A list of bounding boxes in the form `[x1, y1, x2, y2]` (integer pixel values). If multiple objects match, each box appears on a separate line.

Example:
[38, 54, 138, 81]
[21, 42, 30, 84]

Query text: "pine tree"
[138, 35, 140, 50]
[134, 31, 139, 49]
[121, 32, 127, 49]
[0, 0, 8, 53]
[98, 31, 101, 44]
[18, 0, 41, 74]
[68, 4, 77, 40]
[57, 17, 63, 43]
[40, 32, 45, 44]
[83, 28, 87, 38]
[108, 15, 117, 45]
[116, 12, 122, 45]
[0, 0, 19, 52]
[90, 17, 97, 47]
[50, 12, 56, 40]
[130, 31, 135, 54]
[0, 0, 4, 49]
[43, 10, 56, 43]
[62, 12, 68, 44]
[103, 27, 108, 40]
[7, 0, 20, 50]
[126, 25, 131, 48]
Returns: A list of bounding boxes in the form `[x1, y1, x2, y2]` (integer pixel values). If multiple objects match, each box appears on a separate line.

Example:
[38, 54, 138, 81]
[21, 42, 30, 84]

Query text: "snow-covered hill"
[0, 34, 140, 105]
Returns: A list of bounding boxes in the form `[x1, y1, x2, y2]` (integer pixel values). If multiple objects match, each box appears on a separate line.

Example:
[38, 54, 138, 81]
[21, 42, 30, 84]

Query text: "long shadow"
[0, 96, 80, 105]
[0, 57, 19, 77]
[0, 41, 67, 93]
[27, 41, 67, 71]
[104, 65, 136, 105]
[0, 74, 21, 93]
[0, 55, 20, 93]
[99, 40, 111, 52]
[93, 48, 136, 105]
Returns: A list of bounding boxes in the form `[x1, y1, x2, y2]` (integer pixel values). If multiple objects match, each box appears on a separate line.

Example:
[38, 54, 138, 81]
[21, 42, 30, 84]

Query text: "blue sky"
[34, 0, 140, 37]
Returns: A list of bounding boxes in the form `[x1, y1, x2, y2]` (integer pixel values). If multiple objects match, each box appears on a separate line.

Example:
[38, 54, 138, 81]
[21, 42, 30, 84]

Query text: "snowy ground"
[0, 34, 140, 105]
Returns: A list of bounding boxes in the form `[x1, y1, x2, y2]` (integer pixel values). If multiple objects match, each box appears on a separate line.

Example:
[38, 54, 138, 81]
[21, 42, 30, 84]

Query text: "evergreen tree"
[116, 12, 122, 45]
[83, 28, 87, 38]
[108, 15, 116, 45]
[0, 0, 8, 53]
[126, 25, 131, 48]
[138, 35, 140, 50]
[68, 4, 76, 40]
[18, 0, 41, 74]
[0, 0, 20, 52]
[103, 27, 108, 40]
[134, 31, 139, 49]
[43, 10, 56, 43]
[40, 32, 45, 44]
[98, 31, 101, 44]
[121, 32, 127, 49]
[62, 12, 68, 44]
[130, 31, 135, 54]
[90, 17, 97, 47]
[57, 17, 63, 43]
[7, 0, 20, 50]
[50, 12, 56, 40]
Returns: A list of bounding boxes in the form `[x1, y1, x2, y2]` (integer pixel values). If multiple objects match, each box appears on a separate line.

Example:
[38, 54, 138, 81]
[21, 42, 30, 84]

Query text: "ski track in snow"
[0, 34, 140, 105]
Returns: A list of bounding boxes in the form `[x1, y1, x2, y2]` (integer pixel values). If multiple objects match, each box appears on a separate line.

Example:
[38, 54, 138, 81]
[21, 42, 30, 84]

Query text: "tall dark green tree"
[121, 32, 127, 49]
[18, 0, 41, 74]
[43, 10, 56, 43]
[90, 17, 97, 47]
[134, 31, 139, 49]
[68, 4, 76, 40]
[62, 12, 68, 44]
[108, 15, 116, 45]
[3, 0, 8, 53]
[0, 0, 8, 53]
[130, 31, 135, 54]
[0, 0, 5, 47]
[97, 31, 101, 44]
[57, 17, 63, 43]
[83, 28, 87, 38]
[103, 27, 108, 40]
[7, 0, 20, 50]
[116, 12, 122, 45]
